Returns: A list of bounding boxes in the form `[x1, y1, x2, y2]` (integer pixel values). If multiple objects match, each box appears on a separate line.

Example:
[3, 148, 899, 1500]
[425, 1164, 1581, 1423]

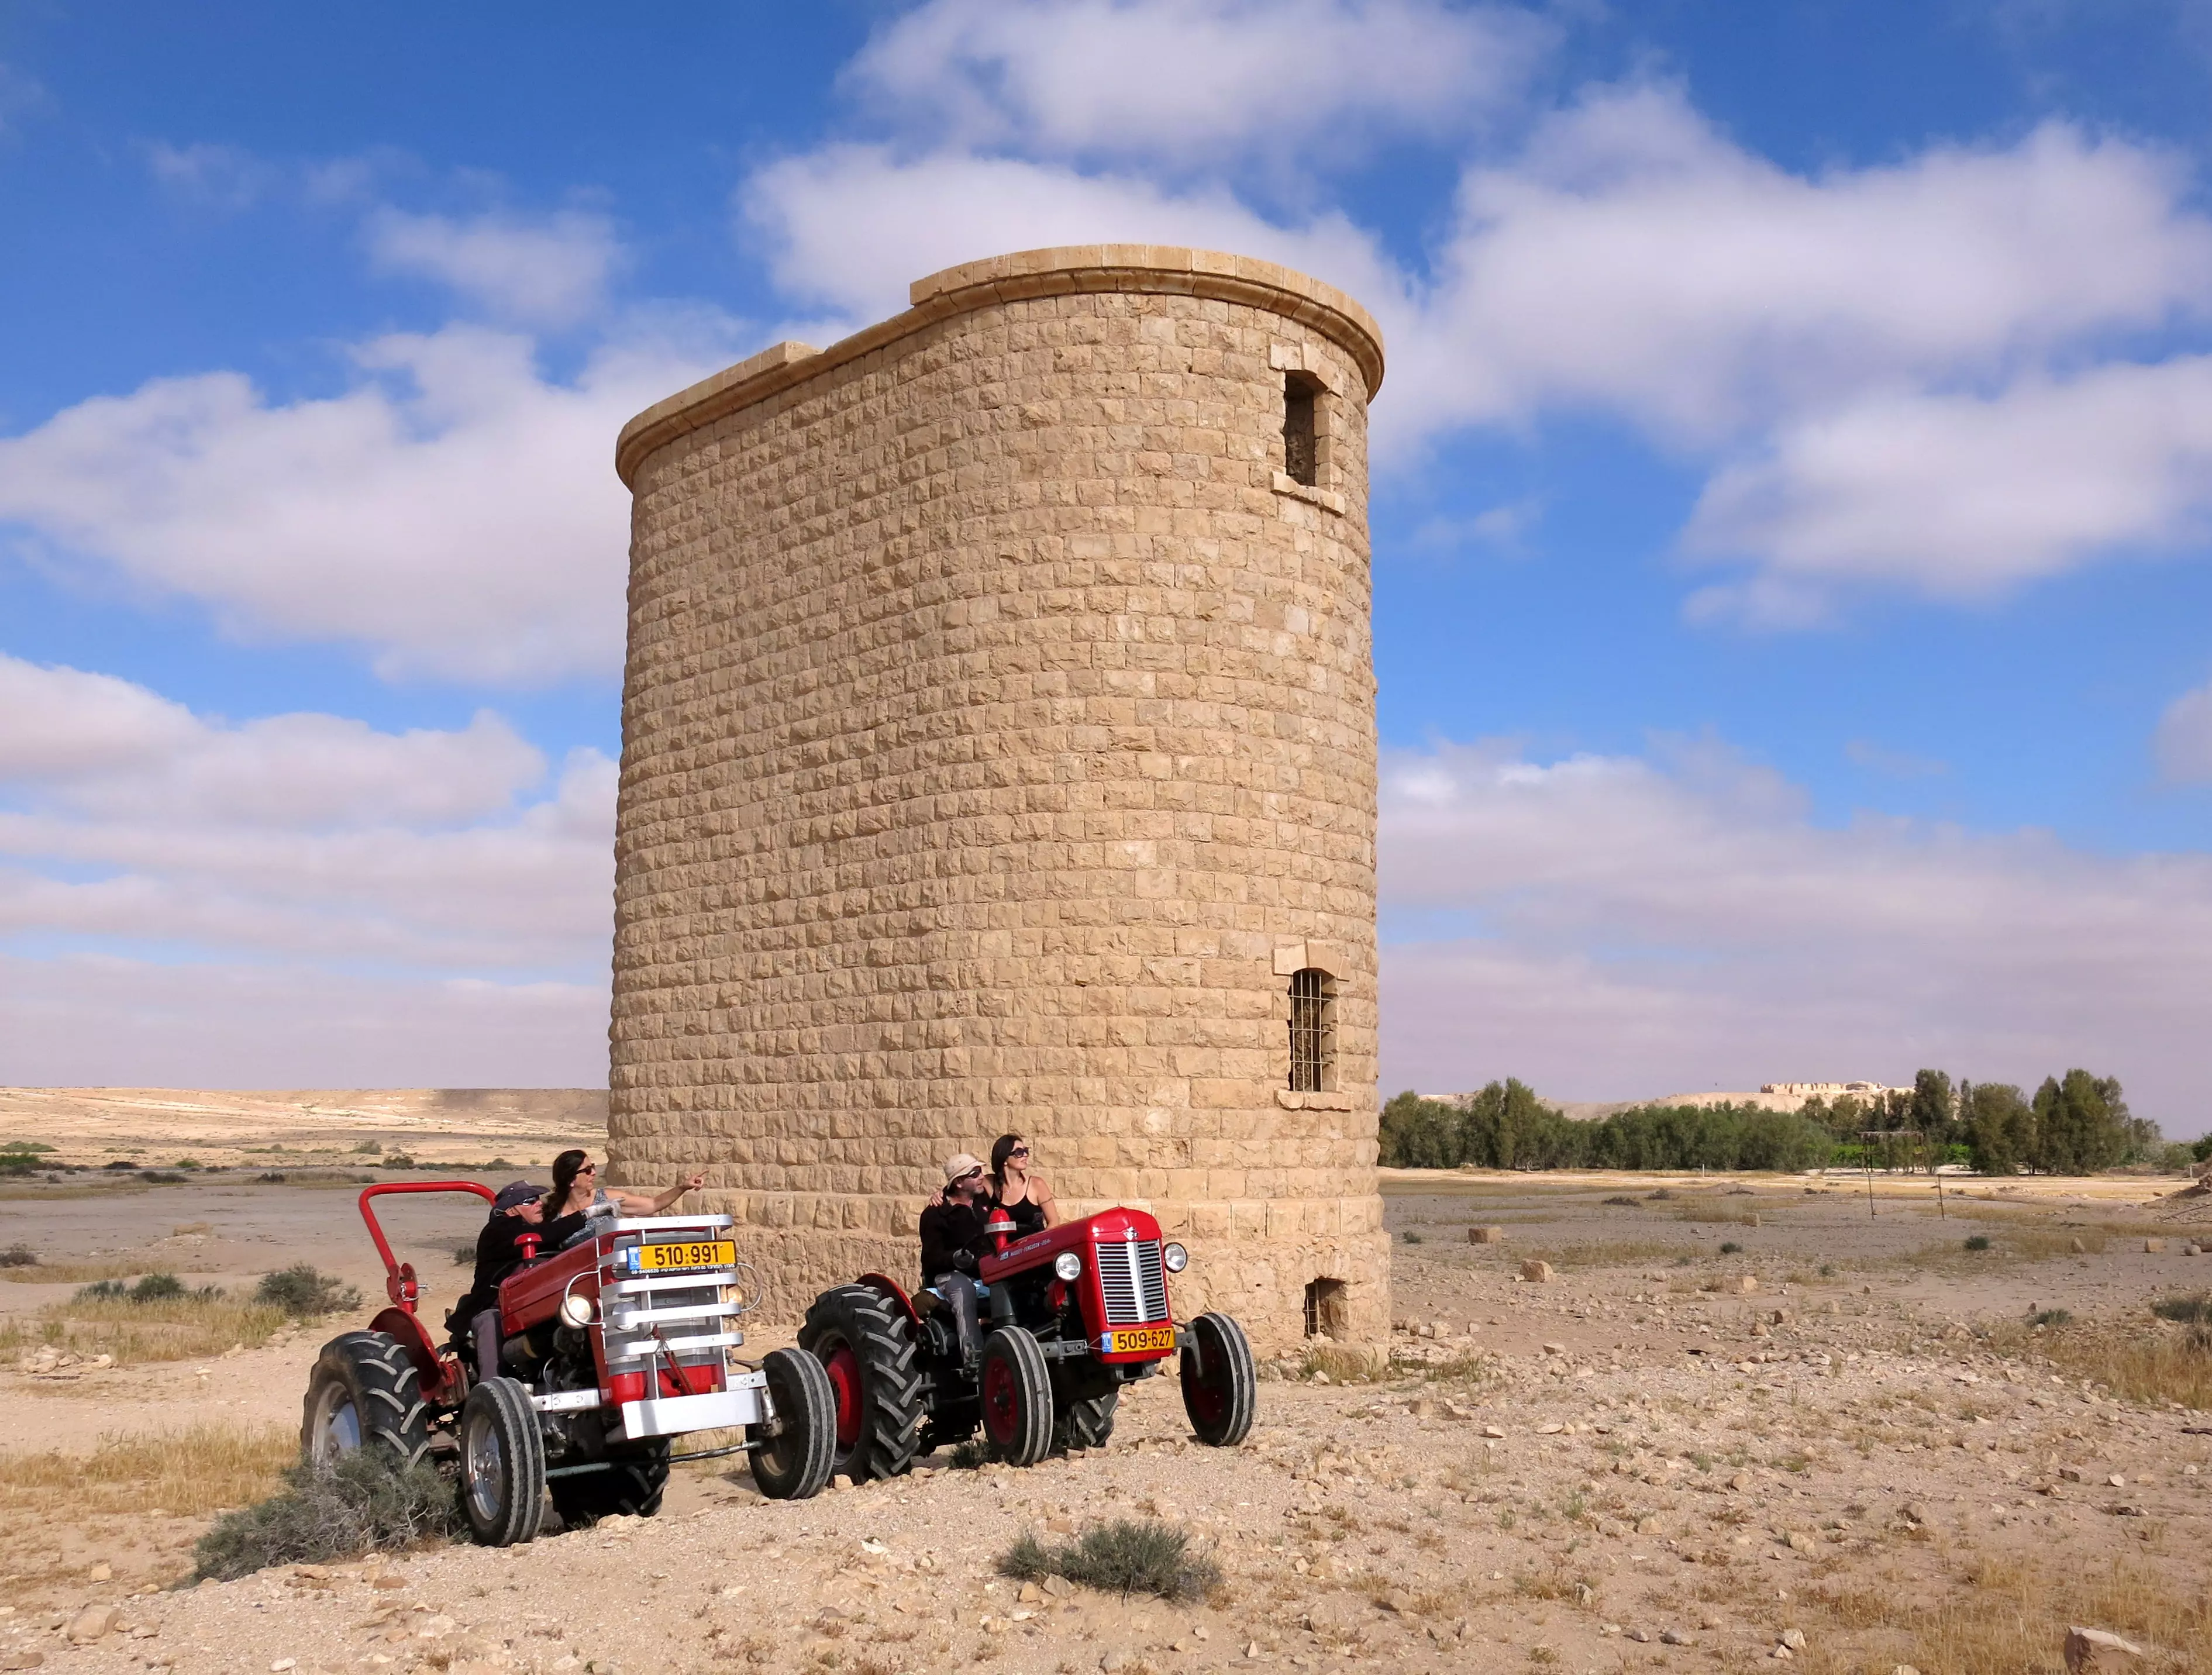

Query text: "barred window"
[1283, 373, 1319, 487]
[1287, 966, 1334, 1092]
[1304, 1277, 1348, 1339]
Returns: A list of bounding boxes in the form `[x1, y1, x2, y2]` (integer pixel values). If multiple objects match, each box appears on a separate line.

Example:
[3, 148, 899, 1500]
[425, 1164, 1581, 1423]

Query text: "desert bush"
[76, 1273, 213, 1304]
[103, 1160, 140, 1171]
[453, 1243, 477, 1266]
[2152, 1293, 2212, 1326]
[1, 1424, 291, 1519]
[1646, 1189, 1673, 1201]
[256, 1264, 363, 1316]
[1000, 1518, 1218, 1602]
[256, 1171, 288, 1184]
[1963, 1235, 1992, 1252]
[1402, 1230, 1423, 1245]
[0, 1243, 33, 1267]
[195, 1451, 460, 1580]
[1718, 1241, 1743, 1255]
[1601, 1195, 1641, 1207]
[2031, 1308, 2072, 1327]
[140, 1170, 187, 1184]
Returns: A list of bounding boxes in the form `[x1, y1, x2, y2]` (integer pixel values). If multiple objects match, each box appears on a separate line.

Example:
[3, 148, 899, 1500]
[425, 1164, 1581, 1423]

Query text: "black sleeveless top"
[993, 1187, 1046, 1238]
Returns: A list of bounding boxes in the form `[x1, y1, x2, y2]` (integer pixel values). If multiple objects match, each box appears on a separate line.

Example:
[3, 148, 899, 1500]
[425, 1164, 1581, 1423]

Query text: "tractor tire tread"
[302, 1330, 433, 1470]
[800, 1286, 925, 1482]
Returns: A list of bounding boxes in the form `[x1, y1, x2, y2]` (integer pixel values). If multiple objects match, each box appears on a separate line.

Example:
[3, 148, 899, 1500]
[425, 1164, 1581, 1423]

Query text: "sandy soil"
[0, 1090, 605, 1171]
[2, 1165, 2208, 1674]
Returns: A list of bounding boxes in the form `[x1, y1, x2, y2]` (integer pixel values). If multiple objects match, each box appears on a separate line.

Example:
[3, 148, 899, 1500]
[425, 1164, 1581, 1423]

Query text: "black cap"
[493, 1180, 543, 1211]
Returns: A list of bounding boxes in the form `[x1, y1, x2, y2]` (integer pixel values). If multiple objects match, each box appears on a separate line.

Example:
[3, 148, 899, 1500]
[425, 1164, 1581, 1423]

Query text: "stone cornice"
[615, 244, 1387, 488]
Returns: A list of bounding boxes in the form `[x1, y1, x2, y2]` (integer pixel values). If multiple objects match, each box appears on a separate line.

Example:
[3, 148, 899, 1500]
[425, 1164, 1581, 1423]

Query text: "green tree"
[1908, 1069, 1955, 1155]
[2030, 1070, 2130, 1174]
[1961, 1081, 2034, 1175]
[1377, 1091, 1463, 1169]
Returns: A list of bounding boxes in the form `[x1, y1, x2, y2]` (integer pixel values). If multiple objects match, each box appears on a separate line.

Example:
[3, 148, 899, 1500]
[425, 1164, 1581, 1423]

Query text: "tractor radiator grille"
[1095, 1238, 1167, 1326]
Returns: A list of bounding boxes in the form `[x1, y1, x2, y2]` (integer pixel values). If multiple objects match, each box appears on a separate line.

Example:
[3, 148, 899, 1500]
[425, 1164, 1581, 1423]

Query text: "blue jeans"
[932, 1272, 983, 1364]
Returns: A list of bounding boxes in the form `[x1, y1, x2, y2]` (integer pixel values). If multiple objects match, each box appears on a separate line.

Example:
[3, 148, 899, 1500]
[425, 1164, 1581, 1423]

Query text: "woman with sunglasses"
[988, 1133, 1058, 1234]
[548, 1148, 706, 1226]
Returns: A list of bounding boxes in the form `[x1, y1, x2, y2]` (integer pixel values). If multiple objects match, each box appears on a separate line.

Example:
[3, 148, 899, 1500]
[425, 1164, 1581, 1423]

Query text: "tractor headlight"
[558, 1292, 594, 1329]
[1162, 1242, 1188, 1273]
[1053, 1250, 1083, 1282]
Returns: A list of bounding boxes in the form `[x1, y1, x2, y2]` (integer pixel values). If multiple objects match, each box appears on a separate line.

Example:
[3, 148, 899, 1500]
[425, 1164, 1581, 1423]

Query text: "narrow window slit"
[1283, 374, 1319, 487]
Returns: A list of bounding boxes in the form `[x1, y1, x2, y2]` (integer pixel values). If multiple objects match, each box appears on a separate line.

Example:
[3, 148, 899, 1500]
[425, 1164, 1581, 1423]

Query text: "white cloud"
[366, 208, 622, 327]
[2156, 675, 2212, 784]
[0, 953, 607, 1087]
[144, 140, 281, 211]
[742, 144, 1405, 329]
[1683, 356, 2212, 621]
[0, 656, 614, 973]
[0, 323, 725, 684]
[1377, 737, 2212, 1123]
[1390, 90, 2212, 444]
[844, 0, 1548, 163]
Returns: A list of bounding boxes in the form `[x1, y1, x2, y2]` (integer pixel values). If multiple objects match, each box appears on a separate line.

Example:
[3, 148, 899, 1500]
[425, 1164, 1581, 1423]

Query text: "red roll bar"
[357, 1181, 496, 1312]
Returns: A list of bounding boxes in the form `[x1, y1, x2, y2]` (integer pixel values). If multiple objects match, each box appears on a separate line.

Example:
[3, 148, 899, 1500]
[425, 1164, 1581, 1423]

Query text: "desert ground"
[3, 1108, 2210, 1674]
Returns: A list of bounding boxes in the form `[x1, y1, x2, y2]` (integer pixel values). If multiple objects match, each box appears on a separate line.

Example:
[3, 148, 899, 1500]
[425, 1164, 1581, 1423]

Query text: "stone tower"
[608, 246, 1387, 1346]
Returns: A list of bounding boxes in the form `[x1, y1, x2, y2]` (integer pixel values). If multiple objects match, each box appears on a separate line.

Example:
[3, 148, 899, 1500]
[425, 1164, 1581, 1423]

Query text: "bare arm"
[613, 1172, 706, 1215]
[1032, 1173, 1060, 1228]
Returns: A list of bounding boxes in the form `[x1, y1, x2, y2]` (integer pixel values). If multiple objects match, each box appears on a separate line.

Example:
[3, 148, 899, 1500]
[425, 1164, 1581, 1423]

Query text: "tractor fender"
[853, 1273, 923, 1330]
[370, 1305, 456, 1402]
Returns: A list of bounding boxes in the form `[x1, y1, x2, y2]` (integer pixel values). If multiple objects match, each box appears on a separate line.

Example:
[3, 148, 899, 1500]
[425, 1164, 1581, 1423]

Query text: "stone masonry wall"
[608, 248, 1388, 1347]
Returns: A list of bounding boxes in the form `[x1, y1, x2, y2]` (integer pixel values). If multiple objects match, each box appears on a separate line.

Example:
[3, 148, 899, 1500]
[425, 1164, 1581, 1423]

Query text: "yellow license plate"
[639, 1239, 734, 1273]
[1110, 1326, 1175, 1354]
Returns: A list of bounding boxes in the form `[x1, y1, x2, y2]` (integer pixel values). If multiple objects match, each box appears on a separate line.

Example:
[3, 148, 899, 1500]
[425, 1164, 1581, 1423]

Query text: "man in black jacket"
[918, 1153, 992, 1370]
[451, 1180, 585, 1383]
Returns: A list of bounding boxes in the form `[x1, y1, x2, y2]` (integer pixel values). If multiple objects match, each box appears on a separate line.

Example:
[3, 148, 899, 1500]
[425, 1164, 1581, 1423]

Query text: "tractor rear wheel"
[749, 1346, 836, 1500]
[458, 1376, 546, 1546]
[800, 1285, 925, 1482]
[548, 1442, 669, 1527]
[1052, 1388, 1119, 1453]
[1180, 1312, 1256, 1447]
[978, 1326, 1053, 1467]
[301, 1330, 433, 1469]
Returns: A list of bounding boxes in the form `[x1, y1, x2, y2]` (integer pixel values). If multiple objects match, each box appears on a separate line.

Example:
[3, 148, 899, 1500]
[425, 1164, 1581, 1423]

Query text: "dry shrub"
[254, 1264, 362, 1315]
[1807, 1553, 2203, 1674]
[195, 1451, 460, 1580]
[1301, 1343, 1386, 1383]
[4, 1288, 288, 1363]
[1988, 1315, 2212, 1409]
[1000, 1519, 1218, 1601]
[1, 1253, 219, 1285]
[1673, 1204, 1759, 1226]
[0, 1423, 294, 1518]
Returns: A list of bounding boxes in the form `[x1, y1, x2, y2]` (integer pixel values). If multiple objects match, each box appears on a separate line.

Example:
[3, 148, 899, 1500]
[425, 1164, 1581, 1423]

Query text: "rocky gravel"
[4, 1171, 2208, 1673]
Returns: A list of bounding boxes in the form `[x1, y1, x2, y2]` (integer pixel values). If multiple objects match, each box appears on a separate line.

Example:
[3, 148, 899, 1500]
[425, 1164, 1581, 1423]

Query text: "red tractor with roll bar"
[302, 1181, 836, 1543]
[800, 1203, 1257, 1478]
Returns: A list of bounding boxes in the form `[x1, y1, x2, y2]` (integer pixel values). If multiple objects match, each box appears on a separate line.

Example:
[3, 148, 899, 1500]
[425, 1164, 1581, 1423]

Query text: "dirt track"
[4, 1166, 2209, 1674]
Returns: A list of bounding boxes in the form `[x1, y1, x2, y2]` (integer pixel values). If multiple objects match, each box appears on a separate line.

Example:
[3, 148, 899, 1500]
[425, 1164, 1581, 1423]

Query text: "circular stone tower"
[608, 246, 1387, 1347]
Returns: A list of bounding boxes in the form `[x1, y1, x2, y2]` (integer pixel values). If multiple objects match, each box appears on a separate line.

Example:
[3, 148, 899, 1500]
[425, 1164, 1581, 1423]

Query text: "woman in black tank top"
[990, 1133, 1059, 1232]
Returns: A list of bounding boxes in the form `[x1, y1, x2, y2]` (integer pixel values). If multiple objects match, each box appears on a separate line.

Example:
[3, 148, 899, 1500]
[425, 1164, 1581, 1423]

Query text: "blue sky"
[2, 2, 2208, 1130]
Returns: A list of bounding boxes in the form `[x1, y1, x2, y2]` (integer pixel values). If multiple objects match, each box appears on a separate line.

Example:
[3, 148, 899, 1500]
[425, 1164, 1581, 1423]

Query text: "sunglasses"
[1008, 1146, 1030, 1158]
[578, 1163, 597, 1174]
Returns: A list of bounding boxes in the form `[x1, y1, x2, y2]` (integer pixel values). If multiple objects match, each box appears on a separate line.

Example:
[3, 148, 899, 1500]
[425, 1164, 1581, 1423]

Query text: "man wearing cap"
[918, 1153, 993, 1370]
[450, 1181, 585, 1384]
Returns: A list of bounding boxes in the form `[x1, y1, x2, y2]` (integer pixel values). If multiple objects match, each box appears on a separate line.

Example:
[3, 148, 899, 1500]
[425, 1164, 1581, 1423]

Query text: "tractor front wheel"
[749, 1346, 836, 1500]
[1180, 1312, 1256, 1447]
[978, 1326, 1053, 1467]
[800, 1285, 925, 1482]
[458, 1377, 546, 1546]
[301, 1331, 433, 1470]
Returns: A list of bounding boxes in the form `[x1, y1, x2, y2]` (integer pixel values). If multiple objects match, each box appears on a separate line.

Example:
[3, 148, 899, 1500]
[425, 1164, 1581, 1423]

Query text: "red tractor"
[799, 1205, 1256, 1478]
[302, 1183, 836, 1544]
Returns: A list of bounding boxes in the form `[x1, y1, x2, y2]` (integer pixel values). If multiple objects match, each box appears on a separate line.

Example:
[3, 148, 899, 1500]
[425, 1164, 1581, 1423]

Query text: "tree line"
[1379, 1069, 2200, 1176]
